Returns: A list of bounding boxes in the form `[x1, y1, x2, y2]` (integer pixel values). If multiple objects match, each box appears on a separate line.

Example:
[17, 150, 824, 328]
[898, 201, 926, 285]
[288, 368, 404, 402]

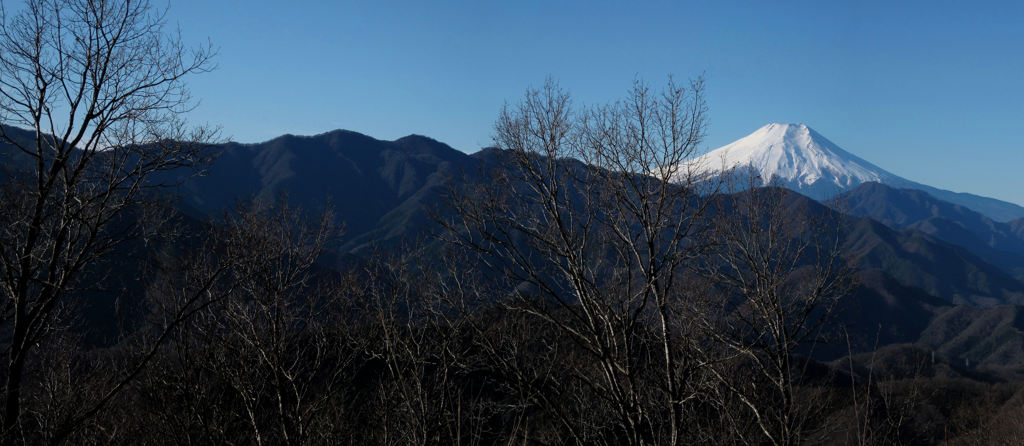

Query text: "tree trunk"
[3, 313, 28, 445]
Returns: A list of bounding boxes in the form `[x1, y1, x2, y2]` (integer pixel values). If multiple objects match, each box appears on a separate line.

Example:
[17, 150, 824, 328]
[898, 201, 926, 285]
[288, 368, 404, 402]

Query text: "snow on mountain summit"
[682, 123, 913, 200]
[665, 123, 1024, 221]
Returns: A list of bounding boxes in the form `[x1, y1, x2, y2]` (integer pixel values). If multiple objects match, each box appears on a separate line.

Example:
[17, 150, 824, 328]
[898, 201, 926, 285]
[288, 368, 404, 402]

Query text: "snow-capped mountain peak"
[686, 122, 908, 199]
[667, 122, 1024, 221]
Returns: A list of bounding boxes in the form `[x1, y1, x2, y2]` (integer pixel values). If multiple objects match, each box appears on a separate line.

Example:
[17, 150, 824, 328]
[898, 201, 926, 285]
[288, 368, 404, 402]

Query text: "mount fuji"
[682, 123, 1024, 222]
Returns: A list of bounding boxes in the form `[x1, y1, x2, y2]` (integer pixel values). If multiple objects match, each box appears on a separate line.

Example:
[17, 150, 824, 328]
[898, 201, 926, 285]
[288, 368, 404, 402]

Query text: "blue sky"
[168, 1, 1024, 204]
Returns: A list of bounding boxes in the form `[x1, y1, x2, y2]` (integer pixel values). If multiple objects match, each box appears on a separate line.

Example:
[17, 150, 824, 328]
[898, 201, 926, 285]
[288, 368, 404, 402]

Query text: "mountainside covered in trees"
[150, 128, 1024, 304]
[5, 99, 1024, 444]
[154, 130, 474, 253]
[840, 182, 1024, 281]
[4, 0, 1023, 442]
[9, 123, 1024, 358]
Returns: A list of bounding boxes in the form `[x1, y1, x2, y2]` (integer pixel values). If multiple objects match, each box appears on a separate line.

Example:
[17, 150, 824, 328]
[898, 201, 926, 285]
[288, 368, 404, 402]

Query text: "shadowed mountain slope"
[158, 130, 476, 252]
[839, 182, 1024, 280]
[8, 125, 1024, 364]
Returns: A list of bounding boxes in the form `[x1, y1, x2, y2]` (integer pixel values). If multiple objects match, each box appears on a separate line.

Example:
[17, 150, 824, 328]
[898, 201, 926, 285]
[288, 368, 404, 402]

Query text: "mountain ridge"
[839, 182, 1024, 281]
[7, 124, 1024, 365]
[155, 128, 475, 252]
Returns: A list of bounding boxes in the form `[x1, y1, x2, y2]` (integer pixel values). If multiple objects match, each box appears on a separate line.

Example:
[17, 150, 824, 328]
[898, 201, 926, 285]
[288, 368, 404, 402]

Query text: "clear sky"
[166, 1, 1024, 204]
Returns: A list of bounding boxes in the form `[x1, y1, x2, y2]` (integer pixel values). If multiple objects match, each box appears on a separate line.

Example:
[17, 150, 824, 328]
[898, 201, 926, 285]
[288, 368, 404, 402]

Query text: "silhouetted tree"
[696, 179, 853, 445]
[0, 0, 214, 440]
[447, 77, 716, 445]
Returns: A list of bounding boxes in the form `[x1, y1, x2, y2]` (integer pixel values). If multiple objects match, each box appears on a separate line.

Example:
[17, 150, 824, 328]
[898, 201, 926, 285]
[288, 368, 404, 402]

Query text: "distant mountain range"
[148, 128, 1023, 304]
[840, 182, 1024, 282]
[4, 124, 1024, 367]
[155, 130, 477, 253]
[681, 123, 1024, 221]
[161, 126, 1024, 365]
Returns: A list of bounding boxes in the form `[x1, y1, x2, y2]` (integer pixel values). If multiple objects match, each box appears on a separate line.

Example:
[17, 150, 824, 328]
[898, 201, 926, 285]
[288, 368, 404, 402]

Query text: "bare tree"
[32, 217, 239, 444]
[841, 333, 921, 446]
[193, 202, 349, 446]
[363, 247, 492, 446]
[696, 179, 853, 445]
[446, 77, 715, 445]
[110, 200, 361, 446]
[0, 0, 215, 440]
